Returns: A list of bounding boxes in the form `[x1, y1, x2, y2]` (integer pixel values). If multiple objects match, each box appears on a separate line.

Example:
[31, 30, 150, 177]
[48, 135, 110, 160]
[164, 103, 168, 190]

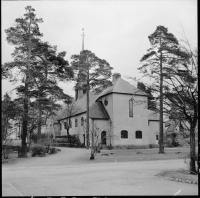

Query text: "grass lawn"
[97, 147, 190, 162]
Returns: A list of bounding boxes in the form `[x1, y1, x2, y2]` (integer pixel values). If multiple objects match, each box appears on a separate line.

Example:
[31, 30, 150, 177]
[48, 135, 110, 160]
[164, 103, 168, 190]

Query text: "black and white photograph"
[2, 0, 198, 196]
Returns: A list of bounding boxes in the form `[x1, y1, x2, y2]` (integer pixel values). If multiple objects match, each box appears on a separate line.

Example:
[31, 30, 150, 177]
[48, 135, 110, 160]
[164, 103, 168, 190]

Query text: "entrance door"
[101, 131, 106, 145]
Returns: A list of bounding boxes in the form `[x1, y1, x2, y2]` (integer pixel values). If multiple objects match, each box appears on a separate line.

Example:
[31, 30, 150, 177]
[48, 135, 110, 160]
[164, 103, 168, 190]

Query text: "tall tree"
[71, 50, 113, 159]
[137, 81, 157, 111]
[2, 94, 17, 140]
[30, 41, 74, 140]
[3, 6, 43, 157]
[139, 25, 187, 154]
[162, 38, 198, 173]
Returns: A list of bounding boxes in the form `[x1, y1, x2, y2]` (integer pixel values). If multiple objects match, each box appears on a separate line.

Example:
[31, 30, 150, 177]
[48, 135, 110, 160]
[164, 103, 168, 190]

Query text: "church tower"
[75, 28, 87, 101]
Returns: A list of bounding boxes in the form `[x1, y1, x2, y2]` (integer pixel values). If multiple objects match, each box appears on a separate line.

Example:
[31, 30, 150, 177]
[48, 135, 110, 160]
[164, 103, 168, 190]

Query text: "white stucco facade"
[58, 75, 161, 147]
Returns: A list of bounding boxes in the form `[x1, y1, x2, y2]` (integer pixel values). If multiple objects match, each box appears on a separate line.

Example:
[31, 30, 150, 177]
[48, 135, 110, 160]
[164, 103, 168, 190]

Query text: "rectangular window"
[69, 120, 72, 128]
[129, 99, 133, 117]
[156, 135, 158, 140]
[64, 122, 67, 129]
[136, 131, 142, 139]
[60, 123, 62, 130]
[121, 130, 128, 139]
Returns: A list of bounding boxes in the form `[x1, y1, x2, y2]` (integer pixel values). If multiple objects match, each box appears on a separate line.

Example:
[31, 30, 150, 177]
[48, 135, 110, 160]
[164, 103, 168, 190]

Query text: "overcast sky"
[2, 0, 197, 99]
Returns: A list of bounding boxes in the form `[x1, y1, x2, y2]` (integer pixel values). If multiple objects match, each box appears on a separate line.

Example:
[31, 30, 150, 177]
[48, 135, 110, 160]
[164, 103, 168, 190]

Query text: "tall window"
[75, 119, 78, 127]
[156, 135, 158, 140]
[69, 120, 72, 128]
[64, 122, 67, 129]
[121, 130, 128, 139]
[60, 123, 62, 130]
[135, 130, 142, 139]
[75, 90, 78, 100]
[81, 117, 84, 126]
[129, 98, 133, 117]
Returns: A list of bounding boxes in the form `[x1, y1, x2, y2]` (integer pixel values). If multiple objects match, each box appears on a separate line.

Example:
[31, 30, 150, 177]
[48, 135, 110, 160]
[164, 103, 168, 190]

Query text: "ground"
[2, 147, 198, 196]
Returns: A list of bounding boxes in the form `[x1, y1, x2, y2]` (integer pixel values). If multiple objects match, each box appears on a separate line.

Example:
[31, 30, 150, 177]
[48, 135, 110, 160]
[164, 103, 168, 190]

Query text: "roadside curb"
[160, 176, 198, 185]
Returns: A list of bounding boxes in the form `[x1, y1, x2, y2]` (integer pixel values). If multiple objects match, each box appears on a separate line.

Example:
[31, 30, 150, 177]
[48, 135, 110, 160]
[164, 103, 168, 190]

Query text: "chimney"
[112, 73, 121, 82]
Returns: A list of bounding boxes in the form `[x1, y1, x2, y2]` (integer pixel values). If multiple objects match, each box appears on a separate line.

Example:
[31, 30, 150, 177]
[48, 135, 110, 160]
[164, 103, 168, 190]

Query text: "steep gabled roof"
[58, 77, 148, 121]
[58, 91, 106, 120]
[97, 77, 148, 99]
[89, 102, 109, 119]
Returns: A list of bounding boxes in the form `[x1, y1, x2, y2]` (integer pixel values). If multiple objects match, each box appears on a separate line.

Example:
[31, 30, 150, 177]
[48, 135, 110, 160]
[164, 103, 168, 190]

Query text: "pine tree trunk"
[20, 29, 32, 157]
[21, 81, 28, 158]
[86, 79, 90, 149]
[90, 119, 95, 160]
[158, 49, 165, 154]
[37, 103, 42, 142]
[190, 123, 197, 174]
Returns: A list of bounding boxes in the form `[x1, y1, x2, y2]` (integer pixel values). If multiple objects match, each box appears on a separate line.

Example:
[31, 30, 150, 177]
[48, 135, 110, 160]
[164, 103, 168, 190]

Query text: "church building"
[58, 73, 160, 148]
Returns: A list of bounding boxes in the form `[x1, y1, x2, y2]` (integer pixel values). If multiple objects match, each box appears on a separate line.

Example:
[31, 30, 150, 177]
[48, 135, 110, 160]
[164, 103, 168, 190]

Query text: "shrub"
[31, 144, 46, 157]
[2, 145, 12, 159]
[80, 143, 85, 148]
[125, 145, 150, 149]
[48, 147, 57, 154]
[71, 135, 82, 147]
[149, 144, 159, 149]
[54, 138, 69, 143]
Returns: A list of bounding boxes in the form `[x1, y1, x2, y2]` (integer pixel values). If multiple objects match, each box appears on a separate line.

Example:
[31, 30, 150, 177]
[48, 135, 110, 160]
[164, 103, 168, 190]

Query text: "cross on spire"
[81, 28, 85, 51]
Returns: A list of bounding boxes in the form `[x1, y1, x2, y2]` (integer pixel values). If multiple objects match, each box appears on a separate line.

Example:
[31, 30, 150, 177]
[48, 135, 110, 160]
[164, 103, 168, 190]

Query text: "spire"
[81, 28, 85, 51]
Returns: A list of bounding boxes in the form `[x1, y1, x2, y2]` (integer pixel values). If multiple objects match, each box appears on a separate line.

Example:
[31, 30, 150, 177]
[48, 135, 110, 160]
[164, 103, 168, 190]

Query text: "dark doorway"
[101, 131, 106, 145]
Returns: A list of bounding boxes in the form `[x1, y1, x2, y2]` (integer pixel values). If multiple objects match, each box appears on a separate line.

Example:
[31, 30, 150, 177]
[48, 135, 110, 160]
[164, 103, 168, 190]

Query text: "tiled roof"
[89, 102, 109, 119]
[59, 77, 148, 120]
[97, 77, 148, 99]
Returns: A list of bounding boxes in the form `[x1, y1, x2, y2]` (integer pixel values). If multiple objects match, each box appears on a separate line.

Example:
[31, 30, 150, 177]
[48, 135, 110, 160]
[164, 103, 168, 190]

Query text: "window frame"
[69, 119, 72, 128]
[64, 122, 67, 129]
[135, 130, 142, 139]
[121, 130, 128, 139]
[104, 98, 108, 106]
[75, 119, 78, 127]
[156, 135, 158, 140]
[129, 98, 133, 117]
[81, 117, 84, 126]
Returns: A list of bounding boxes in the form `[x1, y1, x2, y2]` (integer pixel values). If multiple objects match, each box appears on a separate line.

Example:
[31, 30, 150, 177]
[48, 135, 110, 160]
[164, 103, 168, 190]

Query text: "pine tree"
[3, 6, 43, 157]
[139, 26, 187, 154]
[71, 50, 113, 159]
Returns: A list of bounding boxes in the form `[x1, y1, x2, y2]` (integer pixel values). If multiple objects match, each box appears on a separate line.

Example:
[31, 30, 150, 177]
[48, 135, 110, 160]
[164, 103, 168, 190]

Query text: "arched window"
[75, 119, 78, 127]
[81, 117, 84, 126]
[135, 130, 142, 139]
[129, 98, 133, 117]
[121, 130, 128, 139]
